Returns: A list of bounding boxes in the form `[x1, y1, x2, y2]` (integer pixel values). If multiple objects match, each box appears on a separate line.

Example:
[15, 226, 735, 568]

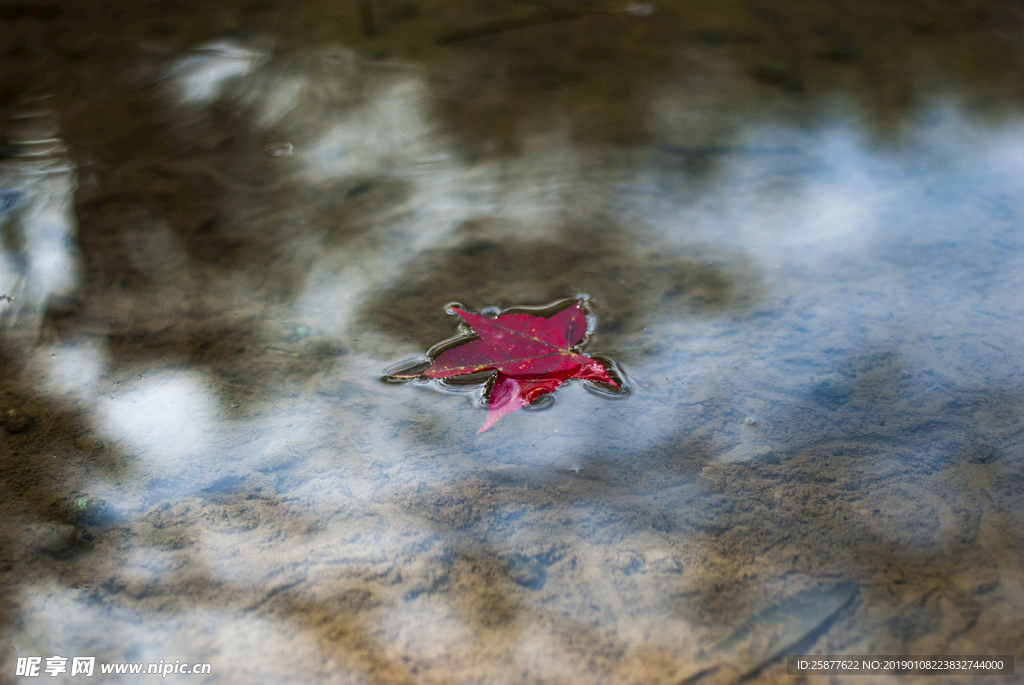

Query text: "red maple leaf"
[424, 301, 618, 432]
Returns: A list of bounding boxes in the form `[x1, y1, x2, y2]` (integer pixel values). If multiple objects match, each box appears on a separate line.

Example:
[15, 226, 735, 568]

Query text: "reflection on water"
[0, 97, 79, 330]
[1, 1, 1023, 683]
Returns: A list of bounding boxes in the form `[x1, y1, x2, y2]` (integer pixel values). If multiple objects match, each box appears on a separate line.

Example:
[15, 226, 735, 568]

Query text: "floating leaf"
[403, 301, 619, 432]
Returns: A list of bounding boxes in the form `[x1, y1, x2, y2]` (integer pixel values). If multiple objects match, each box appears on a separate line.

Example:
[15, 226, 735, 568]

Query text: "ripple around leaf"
[583, 354, 632, 398]
[444, 301, 466, 315]
[521, 393, 555, 411]
[425, 332, 476, 359]
[435, 370, 494, 389]
[382, 356, 430, 381]
[583, 381, 632, 399]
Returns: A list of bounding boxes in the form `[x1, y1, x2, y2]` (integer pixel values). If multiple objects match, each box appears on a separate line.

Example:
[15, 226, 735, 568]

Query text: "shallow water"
[2, 1, 1023, 683]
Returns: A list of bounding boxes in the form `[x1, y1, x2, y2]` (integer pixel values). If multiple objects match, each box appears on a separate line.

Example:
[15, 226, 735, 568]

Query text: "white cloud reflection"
[94, 374, 220, 482]
[9, 582, 341, 685]
[41, 342, 107, 398]
[167, 40, 268, 106]
[0, 100, 80, 330]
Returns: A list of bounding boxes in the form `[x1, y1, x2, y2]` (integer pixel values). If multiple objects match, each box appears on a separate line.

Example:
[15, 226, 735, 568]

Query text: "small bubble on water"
[444, 302, 466, 315]
[262, 139, 294, 159]
[481, 306, 501, 318]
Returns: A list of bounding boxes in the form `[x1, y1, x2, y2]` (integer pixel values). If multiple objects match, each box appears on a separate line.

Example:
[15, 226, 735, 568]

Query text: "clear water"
[2, 1, 1022, 683]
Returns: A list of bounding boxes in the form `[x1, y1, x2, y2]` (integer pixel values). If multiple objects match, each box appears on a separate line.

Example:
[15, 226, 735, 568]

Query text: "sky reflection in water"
[2, 6, 1023, 683]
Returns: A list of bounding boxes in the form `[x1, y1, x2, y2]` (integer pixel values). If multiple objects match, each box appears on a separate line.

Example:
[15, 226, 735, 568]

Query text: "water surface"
[2, 1, 1023, 683]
